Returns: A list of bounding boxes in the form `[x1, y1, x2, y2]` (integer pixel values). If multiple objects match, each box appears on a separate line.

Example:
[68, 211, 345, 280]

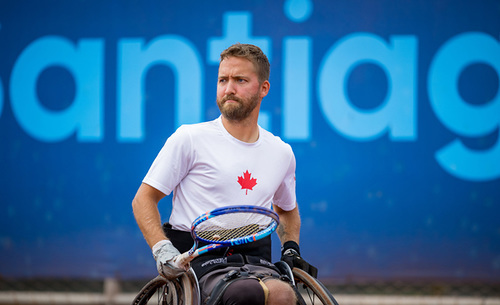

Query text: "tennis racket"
[171, 205, 279, 269]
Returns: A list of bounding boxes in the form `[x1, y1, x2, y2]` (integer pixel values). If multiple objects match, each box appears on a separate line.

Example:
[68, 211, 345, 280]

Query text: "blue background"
[1, 0, 499, 282]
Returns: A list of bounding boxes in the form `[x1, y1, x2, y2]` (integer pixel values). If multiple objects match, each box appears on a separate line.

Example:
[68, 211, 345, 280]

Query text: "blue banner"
[1, 0, 499, 281]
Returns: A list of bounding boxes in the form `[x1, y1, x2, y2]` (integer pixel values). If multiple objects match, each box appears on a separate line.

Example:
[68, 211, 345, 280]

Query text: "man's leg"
[199, 264, 297, 305]
[220, 278, 265, 305]
[221, 277, 296, 305]
[263, 278, 297, 305]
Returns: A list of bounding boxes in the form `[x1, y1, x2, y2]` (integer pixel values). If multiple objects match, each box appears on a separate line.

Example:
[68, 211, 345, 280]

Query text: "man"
[132, 43, 316, 305]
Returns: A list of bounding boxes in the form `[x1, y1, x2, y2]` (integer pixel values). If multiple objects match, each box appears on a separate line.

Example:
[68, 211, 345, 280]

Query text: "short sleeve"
[272, 147, 297, 211]
[142, 125, 194, 196]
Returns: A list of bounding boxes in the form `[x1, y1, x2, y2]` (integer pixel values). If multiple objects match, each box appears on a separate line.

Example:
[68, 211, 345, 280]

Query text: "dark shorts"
[199, 264, 281, 302]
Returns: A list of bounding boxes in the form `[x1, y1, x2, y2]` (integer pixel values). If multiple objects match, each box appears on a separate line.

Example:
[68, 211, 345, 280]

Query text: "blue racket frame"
[189, 205, 280, 256]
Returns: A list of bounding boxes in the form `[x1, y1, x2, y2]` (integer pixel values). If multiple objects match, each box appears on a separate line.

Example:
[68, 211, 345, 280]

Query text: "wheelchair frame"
[132, 266, 338, 305]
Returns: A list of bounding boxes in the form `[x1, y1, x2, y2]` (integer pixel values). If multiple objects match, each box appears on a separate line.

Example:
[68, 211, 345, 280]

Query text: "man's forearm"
[274, 204, 301, 244]
[132, 184, 168, 249]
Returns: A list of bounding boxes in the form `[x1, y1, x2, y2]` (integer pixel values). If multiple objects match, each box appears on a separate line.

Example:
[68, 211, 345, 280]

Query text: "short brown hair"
[220, 43, 270, 83]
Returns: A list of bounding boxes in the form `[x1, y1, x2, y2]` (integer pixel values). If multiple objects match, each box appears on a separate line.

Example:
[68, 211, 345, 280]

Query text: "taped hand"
[281, 241, 318, 278]
[153, 240, 185, 279]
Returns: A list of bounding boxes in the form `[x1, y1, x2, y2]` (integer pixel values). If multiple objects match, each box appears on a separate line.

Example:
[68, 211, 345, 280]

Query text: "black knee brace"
[206, 269, 283, 305]
[221, 278, 266, 305]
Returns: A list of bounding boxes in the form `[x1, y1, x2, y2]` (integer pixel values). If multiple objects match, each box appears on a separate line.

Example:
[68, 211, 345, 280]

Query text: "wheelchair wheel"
[132, 269, 199, 305]
[292, 268, 339, 305]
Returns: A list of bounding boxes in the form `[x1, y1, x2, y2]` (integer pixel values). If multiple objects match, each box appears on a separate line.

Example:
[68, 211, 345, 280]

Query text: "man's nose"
[224, 80, 237, 95]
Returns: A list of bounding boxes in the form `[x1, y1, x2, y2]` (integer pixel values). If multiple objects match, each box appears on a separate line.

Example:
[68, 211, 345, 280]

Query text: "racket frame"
[173, 205, 279, 268]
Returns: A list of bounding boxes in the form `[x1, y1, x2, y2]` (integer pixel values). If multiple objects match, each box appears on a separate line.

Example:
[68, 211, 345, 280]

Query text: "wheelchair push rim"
[292, 267, 339, 305]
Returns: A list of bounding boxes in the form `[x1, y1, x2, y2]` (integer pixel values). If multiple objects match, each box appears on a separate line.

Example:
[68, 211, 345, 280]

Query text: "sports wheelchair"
[132, 262, 339, 305]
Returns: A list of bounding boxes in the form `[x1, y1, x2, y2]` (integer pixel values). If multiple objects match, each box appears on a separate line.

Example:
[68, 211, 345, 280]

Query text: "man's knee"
[220, 277, 296, 305]
[221, 279, 265, 305]
[265, 279, 296, 305]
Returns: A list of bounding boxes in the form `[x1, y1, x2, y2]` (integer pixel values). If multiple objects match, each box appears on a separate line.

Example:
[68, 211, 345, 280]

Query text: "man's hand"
[153, 240, 185, 279]
[281, 241, 318, 278]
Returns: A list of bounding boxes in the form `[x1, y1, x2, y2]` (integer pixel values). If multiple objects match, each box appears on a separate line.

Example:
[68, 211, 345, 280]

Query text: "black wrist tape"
[282, 240, 300, 256]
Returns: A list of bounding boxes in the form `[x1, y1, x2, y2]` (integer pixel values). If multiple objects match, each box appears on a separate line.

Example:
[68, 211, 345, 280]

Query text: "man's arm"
[132, 182, 185, 278]
[273, 204, 301, 245]
[132, 183, 168, 248]
[274, 203, 318, 277]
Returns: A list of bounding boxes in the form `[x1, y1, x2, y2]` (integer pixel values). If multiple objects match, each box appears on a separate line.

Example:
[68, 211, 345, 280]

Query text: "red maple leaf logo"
[237, 170, 257, 195]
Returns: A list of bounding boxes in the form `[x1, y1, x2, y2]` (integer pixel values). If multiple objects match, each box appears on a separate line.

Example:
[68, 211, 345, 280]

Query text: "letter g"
[428, 32, 500, 181]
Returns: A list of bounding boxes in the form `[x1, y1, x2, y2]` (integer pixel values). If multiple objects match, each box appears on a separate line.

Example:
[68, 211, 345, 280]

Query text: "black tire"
[292, 268, 340, 305]
[132, 273, 195, 305]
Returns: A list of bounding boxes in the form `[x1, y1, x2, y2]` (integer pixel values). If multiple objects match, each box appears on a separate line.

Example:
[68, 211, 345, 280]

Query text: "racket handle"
[171, 251, 197, 270]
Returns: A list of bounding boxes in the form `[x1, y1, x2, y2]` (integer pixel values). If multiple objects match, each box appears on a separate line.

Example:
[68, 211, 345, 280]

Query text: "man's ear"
[260, 80, 270, 98]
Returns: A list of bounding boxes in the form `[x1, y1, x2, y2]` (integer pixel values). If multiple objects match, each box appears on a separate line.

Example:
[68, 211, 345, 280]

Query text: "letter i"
[282, 37, 312, 141]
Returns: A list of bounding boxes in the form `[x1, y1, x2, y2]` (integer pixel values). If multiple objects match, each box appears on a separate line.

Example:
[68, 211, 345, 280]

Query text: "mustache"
[221, 95, 243, 103]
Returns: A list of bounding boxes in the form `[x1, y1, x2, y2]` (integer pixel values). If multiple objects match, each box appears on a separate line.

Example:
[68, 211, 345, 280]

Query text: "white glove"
[152, 240, 185, 279]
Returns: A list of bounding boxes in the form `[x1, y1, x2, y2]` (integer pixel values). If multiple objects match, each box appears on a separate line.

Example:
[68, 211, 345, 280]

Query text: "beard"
[216, 93, 260, 121]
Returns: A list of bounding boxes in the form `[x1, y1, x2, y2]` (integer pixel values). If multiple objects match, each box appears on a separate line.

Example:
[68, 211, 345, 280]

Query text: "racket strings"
[195, 212, 274, 243]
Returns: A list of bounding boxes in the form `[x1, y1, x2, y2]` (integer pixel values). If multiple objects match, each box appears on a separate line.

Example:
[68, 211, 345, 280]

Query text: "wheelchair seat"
[132, 264, 339, 305]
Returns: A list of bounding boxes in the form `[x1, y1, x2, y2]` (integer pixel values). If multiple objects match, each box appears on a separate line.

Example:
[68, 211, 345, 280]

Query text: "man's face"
[216, 56, 268, 121]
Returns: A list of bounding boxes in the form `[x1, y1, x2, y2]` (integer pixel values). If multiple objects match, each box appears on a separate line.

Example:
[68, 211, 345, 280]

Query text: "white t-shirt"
[143, 116, 297, 231]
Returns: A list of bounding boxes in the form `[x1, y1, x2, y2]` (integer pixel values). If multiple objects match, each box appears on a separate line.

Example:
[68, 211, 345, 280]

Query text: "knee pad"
[221, 278, 266, 305]
[205, 266, 285, 305]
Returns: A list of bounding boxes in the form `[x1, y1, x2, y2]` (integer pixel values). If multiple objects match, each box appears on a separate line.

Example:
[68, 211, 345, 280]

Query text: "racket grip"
[171, 251, 195, 270]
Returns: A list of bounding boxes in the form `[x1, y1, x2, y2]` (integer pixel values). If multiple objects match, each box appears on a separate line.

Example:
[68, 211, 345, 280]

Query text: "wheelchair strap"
[191, 253, 281, 279]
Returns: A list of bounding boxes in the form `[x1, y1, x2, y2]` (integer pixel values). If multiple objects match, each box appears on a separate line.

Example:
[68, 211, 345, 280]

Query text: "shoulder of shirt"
[174, 119, 218, 137]
[259, 126, 293, 153]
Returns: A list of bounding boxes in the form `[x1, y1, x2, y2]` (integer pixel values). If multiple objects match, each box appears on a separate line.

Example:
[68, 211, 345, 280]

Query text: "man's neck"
[221, 115, 260, 143]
